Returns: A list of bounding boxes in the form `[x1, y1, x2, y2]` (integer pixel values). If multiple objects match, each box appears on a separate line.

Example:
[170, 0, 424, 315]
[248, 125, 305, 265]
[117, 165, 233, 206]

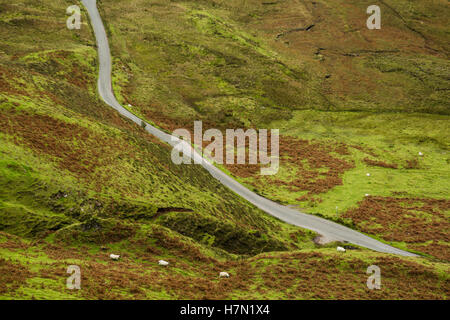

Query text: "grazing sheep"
[110, 254, 120, 260]
[366, 173, 371, 177]
[158, 260, 169, 266]
[219, 272, 230, 278]
[419, 152, 423, 156]
[365, 194, 370, 197]
[337, 246, 346, 252]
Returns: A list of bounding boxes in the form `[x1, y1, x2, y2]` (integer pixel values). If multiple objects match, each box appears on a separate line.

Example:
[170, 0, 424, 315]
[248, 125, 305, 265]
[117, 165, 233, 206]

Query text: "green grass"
[96, 0, 449, 260]
[0, 0, 318, 260]
[0, 0, 448, 299]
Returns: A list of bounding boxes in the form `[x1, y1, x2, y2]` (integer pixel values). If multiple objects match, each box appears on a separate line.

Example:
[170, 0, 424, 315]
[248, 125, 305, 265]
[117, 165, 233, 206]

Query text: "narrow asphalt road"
[81, 0, 417, 257]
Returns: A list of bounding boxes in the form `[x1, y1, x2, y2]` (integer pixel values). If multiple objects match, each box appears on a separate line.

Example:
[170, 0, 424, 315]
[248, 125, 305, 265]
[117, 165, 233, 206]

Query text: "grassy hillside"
[1, 231, 448, 299]
[0, 0, 448, 299]
[100, 0, 450, 260]
[0, 0, 318, 261]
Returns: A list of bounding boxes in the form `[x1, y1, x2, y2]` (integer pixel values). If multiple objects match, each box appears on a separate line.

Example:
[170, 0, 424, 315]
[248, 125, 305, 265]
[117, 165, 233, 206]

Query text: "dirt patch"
[313, 234, 337, 245]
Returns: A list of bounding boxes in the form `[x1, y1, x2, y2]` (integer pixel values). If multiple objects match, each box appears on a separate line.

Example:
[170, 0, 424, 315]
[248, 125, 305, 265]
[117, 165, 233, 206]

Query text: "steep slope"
[0, 0, 316, 256]
[98, 0, 450, 260]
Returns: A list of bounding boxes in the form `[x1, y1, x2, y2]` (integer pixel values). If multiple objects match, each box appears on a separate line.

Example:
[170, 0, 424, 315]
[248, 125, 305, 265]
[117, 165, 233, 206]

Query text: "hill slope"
[99, 0, 449, 260]
[0, 0, 448, 299]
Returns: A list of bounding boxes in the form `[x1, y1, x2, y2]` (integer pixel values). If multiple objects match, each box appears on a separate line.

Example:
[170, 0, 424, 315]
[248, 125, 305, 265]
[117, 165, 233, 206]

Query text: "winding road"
[81, 0, 417, 257]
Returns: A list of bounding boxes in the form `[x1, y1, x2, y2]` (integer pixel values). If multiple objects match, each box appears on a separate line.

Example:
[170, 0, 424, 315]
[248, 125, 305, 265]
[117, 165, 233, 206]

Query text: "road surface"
[81, 0, 417, 257]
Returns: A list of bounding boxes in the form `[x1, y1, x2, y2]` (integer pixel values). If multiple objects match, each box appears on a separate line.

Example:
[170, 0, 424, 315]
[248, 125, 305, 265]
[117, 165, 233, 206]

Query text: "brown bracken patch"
[135, 102, 355, 196]
[278, 137, 355, 197]
[1, 229, 448, 300]
[0, 258, 34, 294]
[405, 159, 421, 169]
[0, 66, 28, 97]
[408, 243, 450, 261]
[363, 157, 398, 169]
[0, 109, 136, 187]
[248, 252, 449, 299]
[342, 196, 450, 260]
[206, 135, 355, 196]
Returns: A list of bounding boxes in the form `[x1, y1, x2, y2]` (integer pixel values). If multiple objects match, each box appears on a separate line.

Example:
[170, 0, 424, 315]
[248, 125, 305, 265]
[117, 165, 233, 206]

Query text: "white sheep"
[158, 260, 169, 266]
[219, 272, 230, 278]
[365, 194, 370, 197]
[110, 254, 120, 260]
[418, 152, 423, 156]
[366, 173, 371, 177]
[337, 246, 346, 252]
